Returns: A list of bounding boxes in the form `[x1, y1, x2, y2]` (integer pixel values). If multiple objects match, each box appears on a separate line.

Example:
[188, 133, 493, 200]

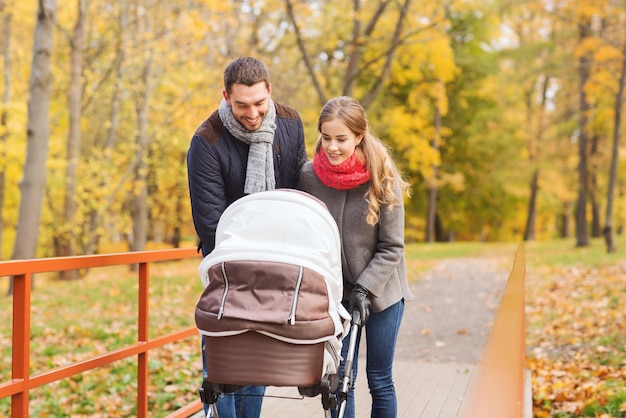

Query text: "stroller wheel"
[319, 374, 339, 410]
[211, 382, 245, 394]
[298, 384, 321, 397]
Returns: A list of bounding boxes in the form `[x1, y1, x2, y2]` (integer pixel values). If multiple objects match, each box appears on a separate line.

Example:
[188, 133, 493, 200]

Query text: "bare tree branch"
[283, 0, 327, 106]
[343, 0, 391, 96]
[362, 0, 412, 108]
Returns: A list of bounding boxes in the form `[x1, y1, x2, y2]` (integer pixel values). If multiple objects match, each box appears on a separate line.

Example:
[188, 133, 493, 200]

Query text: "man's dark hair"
[223, 57, 270, 94]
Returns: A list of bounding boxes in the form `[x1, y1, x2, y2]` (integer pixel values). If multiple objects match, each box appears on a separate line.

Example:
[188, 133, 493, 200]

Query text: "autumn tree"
[604, 36, 626, 252]
[8, 0, 57, 294]
[425, 81, 444, 243]
[2, 0, 625, 268]
[504, 1, 558, 242]
[428, 3, 524, 241]
[284, 0, 464, 240]
[53, 0, 86, 280]
[575, 16, 593, 247]
[76, 1, 146, 256]
[284, 0, 414, 107]
[558, 0, 626, 250]
[592, 0, 626, 253]
[126, 0, 154, 256]
[0, 0, 12, 261]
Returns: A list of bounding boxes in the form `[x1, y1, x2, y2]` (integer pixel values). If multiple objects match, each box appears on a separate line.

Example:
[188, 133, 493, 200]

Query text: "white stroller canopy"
[198, 189, 344, 308]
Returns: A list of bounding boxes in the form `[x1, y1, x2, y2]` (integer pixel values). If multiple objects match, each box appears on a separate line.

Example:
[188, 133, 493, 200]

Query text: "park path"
[396, 256, 510, 364]
[255, 256, 513, 417]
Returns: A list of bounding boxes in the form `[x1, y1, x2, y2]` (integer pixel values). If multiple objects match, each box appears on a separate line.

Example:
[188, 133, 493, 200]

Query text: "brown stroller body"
[195, 189, 351, 417]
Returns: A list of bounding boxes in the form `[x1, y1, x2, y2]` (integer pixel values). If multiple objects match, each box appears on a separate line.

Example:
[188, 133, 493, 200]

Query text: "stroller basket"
[204, 331, 325, 387]
[195, 189, 349, 392]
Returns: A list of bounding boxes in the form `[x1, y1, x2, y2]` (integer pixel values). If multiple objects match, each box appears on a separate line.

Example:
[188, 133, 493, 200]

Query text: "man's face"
[223, 82, 271, 131]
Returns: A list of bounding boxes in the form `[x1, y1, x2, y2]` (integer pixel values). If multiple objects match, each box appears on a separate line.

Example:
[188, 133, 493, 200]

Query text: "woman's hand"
[349, 284, 371, 325]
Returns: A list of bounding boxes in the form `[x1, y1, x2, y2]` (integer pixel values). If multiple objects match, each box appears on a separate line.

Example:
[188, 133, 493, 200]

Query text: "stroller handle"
[351, 309, 360, 326]
[337, 308, 364, 418]
[351, 308, 365, 328]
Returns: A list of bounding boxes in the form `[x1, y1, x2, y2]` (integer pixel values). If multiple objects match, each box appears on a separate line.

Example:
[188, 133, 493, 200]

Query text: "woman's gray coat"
[300, 162, 414, 312]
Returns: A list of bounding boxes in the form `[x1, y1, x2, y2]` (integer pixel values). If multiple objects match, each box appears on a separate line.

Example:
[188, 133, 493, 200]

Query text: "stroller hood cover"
[196, 189, 350, 344]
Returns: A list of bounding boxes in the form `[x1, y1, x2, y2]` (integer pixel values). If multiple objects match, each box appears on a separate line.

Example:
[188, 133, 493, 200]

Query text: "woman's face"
[320, 118, 362, 166]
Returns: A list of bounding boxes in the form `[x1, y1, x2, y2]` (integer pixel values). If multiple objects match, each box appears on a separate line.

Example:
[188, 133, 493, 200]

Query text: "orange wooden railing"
[459, 244, 527, 418]
[0, 248, 204, 418]
[2, 245, 528, 417]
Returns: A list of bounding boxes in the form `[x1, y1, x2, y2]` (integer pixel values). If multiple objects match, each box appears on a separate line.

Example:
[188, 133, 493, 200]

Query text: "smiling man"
[187, 57, 308, 418]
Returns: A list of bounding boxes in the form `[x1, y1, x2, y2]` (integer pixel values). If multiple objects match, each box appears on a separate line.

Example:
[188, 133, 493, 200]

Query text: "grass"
[1, 235, 626, 416]
[404, 235, 626, 270]
[523, 236, 626, 269]
[401, 236, 626, 418]
[403, 240, 519, 279]
[522, 236, 626, 417]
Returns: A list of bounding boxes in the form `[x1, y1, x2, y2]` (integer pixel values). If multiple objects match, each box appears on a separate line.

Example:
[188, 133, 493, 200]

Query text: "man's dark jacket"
[187, 102, 308, 256]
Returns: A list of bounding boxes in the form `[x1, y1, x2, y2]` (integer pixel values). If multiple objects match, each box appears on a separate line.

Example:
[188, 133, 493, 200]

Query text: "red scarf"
[313, 151, 371, 190]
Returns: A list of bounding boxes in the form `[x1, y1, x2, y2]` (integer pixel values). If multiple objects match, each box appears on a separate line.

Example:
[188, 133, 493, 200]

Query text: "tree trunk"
[433, 213, 453, 242]
[575, 21, 591, 247]
[523, 73, 549, 242]
[129, 0, 153, 260]
[590, 191, 601, 238]
[170, 151, 187, 249]
[588, 130, 601, 239]
[8, 0, 57, 295]
[603, 31, 626, 253]
[82, 3, 128, 256]
[425, 95, 441, 242]
[425, 181, 437, 243]
[58, 0, 87, 280]
[0, 5, 12, 262]
[524, 169, 539, 241]
[560, 201, 571, 238]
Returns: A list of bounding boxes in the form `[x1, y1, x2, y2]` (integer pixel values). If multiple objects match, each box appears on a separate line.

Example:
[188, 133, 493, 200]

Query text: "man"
[187, 57, 307, 418]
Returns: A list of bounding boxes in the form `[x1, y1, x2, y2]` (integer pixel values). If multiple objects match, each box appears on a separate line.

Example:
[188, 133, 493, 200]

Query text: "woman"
[299, 96, 413, 418]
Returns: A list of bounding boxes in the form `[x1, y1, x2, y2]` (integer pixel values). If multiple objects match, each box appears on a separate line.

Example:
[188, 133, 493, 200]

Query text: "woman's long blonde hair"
[315, 96, 410, 225]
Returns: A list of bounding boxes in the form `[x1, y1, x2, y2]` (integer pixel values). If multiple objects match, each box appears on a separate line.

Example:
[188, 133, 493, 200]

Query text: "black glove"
[349, 284, 371, 326]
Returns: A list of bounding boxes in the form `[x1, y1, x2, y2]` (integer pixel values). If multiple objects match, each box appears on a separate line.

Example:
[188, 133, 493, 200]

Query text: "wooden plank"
[439, 365, 475, 417]
[399, 362, 446, 416]
[257, 362, 474, 418]
[420, 364, 472, 417]
[261, 386, 323, 418]
[401, 363, 447, 417]
[419, 364, 459, 416]
[189, 362, 475, 417]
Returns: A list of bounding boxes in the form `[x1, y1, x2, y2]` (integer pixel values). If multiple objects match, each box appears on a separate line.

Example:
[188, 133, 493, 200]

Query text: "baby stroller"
[195, 189, 358, 417]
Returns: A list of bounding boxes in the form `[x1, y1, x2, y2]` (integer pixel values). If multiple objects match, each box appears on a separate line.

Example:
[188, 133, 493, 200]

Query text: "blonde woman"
[299, 96, 413, 418]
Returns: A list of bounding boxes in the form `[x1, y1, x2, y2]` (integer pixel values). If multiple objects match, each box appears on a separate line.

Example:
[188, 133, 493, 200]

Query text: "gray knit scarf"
[218, 98, 277, 194]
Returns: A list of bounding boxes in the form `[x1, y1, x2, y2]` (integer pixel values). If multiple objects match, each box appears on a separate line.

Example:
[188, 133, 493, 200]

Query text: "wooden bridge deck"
[190, 253, 529, 418]
[259, 362, 474, 418]
[193, 361, 475, 418]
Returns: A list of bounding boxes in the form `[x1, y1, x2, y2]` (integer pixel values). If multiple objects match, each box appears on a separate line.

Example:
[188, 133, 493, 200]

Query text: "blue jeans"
[202, 335, 265, 418]
[333, 300, 404, 418]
